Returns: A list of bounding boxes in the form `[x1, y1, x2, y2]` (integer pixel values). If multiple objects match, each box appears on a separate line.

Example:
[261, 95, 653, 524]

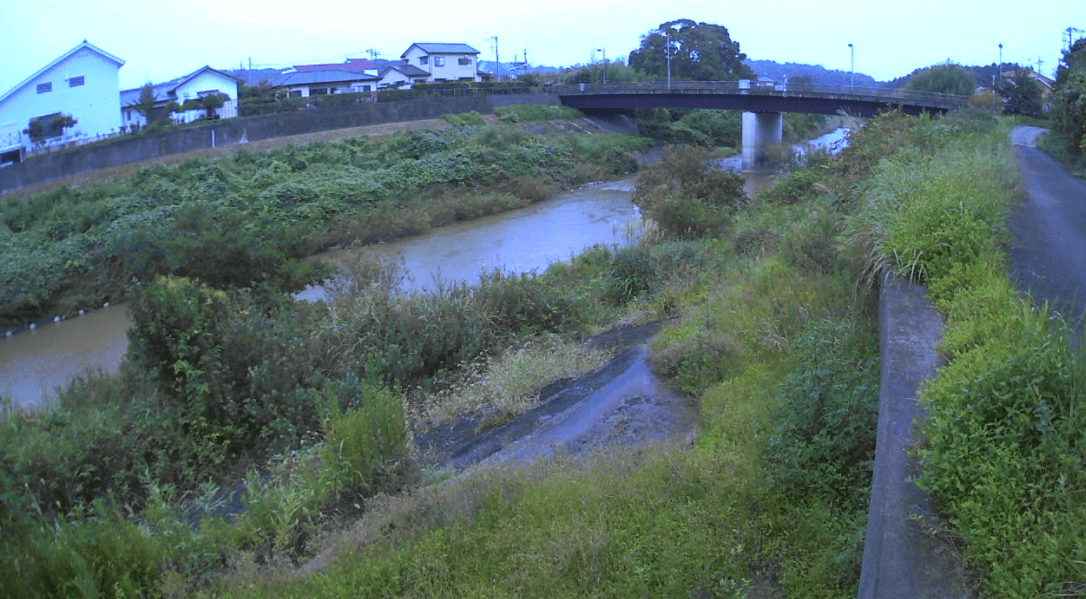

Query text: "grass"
[418, 335, 612, 425]
[8, 109, 1077, 598]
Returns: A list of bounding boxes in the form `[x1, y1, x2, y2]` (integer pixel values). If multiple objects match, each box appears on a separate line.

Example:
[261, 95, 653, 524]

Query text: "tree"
[24, 113, 77, 143]
[903, 63, 975, 96]
[1052, 39, 1086, 152]
[133, 84, 157, 120]
[996, 71, 1044, 117]
[628, 19, 754, 81]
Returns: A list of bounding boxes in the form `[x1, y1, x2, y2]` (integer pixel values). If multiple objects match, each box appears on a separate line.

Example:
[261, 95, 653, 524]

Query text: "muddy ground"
[412, 321, 701, 473]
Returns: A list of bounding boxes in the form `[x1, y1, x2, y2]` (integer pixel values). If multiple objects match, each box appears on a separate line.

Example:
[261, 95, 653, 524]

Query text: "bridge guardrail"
[543, 81, 966, 110]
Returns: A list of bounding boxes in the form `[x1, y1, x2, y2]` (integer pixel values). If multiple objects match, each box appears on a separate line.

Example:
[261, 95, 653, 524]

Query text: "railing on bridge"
[543, 81, 966, 110]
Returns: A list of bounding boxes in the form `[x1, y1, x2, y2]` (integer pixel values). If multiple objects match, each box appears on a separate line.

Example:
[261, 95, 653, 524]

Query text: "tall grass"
[851, 114, 1086, 596]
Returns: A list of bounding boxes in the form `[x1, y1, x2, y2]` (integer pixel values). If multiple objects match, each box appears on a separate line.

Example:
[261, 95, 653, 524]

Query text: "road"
[1008, 126, 1086, 330]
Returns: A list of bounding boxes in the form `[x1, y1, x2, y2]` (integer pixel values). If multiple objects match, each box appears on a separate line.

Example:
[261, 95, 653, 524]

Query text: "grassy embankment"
[208, 112, 1084, 598]
[5, 105, 1080, 597]
[0, 106, 616, 330]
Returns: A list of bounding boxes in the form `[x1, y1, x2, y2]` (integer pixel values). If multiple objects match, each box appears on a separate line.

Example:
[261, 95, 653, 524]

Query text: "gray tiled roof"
[403, 43, 480, 57]
[273, 70, 379, 87]
[381, 63, 430, 78]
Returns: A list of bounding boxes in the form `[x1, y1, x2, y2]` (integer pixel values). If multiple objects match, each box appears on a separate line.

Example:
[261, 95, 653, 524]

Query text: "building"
[400, 43, 481, 83]
[120, 66, 243, 129]
[376, 63, 431, 89]
[0, 40, 124, 164]
[272, 69, 379, 98]
[290, 58, 379, 77]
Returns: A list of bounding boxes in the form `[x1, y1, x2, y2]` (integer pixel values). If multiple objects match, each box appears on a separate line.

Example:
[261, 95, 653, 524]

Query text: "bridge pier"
[741, 111, 783, 170]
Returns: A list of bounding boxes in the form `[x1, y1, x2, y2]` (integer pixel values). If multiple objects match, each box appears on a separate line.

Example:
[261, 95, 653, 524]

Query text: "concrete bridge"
[546, 81, 967, 168]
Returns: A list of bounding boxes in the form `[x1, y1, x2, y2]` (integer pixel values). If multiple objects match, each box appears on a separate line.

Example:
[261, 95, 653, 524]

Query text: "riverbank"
[0, 108, 652, 332]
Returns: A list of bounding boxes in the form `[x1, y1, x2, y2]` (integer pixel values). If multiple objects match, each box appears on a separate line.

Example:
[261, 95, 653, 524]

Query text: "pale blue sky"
[0, 0, 1080, 92]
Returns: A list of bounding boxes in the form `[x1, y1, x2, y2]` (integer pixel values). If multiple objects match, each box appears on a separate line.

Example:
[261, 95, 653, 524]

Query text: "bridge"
[545, 81, 967, 168]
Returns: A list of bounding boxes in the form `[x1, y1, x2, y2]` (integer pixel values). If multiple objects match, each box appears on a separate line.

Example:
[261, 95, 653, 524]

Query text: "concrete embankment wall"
[0, 93, 559, 193]
[857, 272, 968, 598]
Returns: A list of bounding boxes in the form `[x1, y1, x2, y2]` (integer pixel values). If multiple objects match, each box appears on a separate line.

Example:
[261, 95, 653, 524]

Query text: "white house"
[0, 40, 124, 164]
[120, 66, 242, 128]
[376, 63, 431, 89]
[400, 43, 481, 83]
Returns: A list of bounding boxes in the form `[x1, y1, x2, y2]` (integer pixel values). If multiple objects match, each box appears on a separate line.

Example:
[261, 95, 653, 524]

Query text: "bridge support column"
[741, 111, 783, 170]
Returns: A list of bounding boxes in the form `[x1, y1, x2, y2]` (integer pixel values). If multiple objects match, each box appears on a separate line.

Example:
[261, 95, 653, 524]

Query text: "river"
[0, 127, 851, 410]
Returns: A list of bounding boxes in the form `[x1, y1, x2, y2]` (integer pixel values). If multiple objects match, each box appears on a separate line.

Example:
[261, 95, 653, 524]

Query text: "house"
[271, 69, 380, 97]
[291, 58, 379, 77]
[400, 43, 481, 83]
[0, 40, 124, 164]
[120, 66, 243, 129]
[376, 63, 431, 89]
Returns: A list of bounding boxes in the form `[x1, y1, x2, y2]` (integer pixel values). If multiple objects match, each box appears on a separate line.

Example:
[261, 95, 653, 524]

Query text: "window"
[197, 89, 220, 98]
[288, 90, 302, 98]
[36, 82, 52, 94]
[311, 87, 328, 95]
[434, 57, 445, 67]
[419, 56, 428, 65]
[458, 57, 471, 65]
[69, 76, 85, 87]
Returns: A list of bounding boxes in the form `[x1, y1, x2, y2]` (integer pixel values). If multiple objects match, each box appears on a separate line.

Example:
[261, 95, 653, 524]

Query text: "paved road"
[1009, 126, 1086, 330]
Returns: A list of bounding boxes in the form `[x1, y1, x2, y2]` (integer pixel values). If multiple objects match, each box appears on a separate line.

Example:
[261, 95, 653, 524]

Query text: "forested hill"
[745, 59, 880, 87]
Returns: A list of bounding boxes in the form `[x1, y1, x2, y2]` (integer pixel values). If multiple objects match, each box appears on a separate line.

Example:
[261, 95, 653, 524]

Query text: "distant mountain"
[745, 59, 880, 87]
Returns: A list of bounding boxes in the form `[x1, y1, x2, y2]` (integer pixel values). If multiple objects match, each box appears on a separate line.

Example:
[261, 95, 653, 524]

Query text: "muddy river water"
[0, 128, 850, 410]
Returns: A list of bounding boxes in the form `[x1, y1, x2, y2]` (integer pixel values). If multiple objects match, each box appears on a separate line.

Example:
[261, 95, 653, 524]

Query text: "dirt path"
[1008, 126, 1086, 330]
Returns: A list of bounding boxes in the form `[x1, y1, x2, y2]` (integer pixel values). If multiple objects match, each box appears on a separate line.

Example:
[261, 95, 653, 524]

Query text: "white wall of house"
[0, 46, 122, 152]
[378, 69, 418, 89]
[173, 71, 239, 103]
[402, 46, 480, 83]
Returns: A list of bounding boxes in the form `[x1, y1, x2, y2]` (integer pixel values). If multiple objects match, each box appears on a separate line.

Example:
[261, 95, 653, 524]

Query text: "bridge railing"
[544, 81, 966, 109]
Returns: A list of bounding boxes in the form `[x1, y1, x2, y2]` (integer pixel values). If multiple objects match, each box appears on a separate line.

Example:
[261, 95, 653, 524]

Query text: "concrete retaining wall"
[0, 94, 559, 193]
[857, 271, 967, 598]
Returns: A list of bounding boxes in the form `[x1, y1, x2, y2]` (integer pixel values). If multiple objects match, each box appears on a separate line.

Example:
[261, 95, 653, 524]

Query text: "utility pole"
[666, 32, 671, 89]
[848, 43, 854, 89]
[490, 36, 500, 82]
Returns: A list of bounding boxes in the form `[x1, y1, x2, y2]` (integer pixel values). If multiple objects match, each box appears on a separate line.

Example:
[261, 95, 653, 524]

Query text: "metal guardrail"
[543, 81, 967, 110]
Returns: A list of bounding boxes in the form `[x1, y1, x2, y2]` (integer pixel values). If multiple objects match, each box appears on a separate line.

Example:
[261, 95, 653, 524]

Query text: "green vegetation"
[849, 113, 1086, 596]
[0, 118, 649, 329]
[4, 103, 1080, 597]
[628, 19, 754, 82]
[1049, 38, 1086, 171]
[902, 62, 975, 96]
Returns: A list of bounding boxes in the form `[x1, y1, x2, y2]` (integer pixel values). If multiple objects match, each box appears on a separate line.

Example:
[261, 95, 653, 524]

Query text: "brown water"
[0, 306, 133, 409]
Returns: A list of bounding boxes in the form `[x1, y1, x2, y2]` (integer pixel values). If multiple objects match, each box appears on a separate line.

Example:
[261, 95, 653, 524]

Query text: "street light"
[848, 43, 854, 89]
[999, 42, 1003, 79]
[665, 33, 671, 89]
[597, 48, 607, 85]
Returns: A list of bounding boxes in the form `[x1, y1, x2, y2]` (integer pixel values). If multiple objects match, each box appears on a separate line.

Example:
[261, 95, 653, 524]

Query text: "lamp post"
[848, 43, 854, 90]
[597, 48, 607, 85]
[998, 42, 1003, 79]
[665, 33, 671, 89]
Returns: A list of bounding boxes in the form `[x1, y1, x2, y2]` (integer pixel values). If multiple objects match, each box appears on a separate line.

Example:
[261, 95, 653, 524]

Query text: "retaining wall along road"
[0, 94, 558, 193]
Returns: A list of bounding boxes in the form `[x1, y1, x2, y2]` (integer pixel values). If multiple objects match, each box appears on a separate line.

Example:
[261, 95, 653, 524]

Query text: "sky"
[0, 0, 1082, 93]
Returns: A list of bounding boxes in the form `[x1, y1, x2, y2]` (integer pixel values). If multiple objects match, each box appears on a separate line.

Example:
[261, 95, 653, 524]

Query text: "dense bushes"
[633, 145, 746, 238]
